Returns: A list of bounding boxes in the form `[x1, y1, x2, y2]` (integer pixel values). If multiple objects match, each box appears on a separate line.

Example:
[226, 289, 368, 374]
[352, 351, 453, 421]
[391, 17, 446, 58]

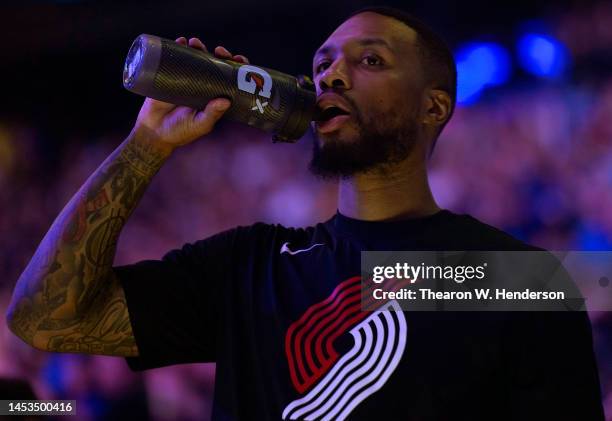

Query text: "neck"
[337, 155, 440, 222]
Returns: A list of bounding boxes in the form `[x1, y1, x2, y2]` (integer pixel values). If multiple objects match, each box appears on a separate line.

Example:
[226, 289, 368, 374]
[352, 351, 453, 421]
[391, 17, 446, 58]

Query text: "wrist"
[122, 126, 173, 177]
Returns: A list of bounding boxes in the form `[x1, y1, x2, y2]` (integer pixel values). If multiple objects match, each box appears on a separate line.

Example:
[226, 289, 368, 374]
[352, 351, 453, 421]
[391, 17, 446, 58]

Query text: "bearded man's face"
[309, 12, 426, 178]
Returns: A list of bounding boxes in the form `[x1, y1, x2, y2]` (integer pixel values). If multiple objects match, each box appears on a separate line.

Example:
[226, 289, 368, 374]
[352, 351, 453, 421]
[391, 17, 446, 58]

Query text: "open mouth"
[315, 106, 351, 122]
[314, 106, 352, 134]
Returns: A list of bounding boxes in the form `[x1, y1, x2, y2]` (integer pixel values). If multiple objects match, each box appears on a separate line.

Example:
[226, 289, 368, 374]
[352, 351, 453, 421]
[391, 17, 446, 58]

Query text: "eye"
[361, 55, 383, 67]
[315, 61, 331, 74]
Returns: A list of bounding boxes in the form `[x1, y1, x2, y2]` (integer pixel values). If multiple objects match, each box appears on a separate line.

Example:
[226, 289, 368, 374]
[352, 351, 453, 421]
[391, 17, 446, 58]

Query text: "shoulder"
[442, 210, 542, 251]
[229, 221, 322, 242]
[185, 220, 332, 255]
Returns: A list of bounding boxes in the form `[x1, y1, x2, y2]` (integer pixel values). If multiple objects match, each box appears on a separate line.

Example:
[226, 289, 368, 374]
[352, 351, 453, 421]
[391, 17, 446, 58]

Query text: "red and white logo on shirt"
[283, 276, 407, 420]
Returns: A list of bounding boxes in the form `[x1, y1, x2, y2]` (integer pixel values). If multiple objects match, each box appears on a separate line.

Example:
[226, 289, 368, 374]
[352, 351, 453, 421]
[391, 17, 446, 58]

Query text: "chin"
[316, 128, 360, 146]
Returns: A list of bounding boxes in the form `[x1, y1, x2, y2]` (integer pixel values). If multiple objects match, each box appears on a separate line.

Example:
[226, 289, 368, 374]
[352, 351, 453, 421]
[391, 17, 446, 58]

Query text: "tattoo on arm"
[7, 128, 170, 356]
[43, 273, 138, 356]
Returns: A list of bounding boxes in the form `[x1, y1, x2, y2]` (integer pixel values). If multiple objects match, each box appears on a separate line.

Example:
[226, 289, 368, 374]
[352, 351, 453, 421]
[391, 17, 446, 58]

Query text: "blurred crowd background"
[1, 0, 611, 419]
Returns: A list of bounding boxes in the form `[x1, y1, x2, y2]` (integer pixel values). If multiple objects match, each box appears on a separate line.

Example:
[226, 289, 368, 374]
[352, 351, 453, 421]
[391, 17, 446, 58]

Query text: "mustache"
[317, 90, 360, 115]
[335, 92, 359, 115]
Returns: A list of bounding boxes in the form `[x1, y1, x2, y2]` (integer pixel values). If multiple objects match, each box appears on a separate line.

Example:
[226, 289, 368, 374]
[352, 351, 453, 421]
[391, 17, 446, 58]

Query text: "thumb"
[193, 98, 231, 132]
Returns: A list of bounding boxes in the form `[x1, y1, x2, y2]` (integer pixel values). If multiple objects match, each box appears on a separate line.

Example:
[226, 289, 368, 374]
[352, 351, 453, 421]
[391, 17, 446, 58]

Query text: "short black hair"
[346, 6, 457, 152]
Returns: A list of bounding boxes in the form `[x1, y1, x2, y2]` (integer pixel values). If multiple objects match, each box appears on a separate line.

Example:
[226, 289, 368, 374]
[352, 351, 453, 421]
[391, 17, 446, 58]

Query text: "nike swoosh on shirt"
[280, 242, 325, 255]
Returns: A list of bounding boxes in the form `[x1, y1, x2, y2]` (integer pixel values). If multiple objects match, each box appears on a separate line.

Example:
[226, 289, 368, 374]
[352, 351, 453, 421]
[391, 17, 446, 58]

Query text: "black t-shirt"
[115, 210, 604, 420]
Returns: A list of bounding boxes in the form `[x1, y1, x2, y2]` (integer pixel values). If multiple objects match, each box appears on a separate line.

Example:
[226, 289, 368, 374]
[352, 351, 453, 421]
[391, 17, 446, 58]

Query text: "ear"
[422, 89, 452, 128]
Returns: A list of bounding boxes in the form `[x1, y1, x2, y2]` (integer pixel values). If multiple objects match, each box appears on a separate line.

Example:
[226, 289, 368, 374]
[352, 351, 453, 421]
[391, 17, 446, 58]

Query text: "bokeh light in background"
[454, 29, 571, 104]
[1, 0, 611, 419]
[455, 42, 512, 104]
[517, 32, 569, 78]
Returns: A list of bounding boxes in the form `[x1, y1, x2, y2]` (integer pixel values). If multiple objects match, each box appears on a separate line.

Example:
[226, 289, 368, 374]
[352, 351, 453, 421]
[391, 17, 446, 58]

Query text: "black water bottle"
[123, 34, 316, 142]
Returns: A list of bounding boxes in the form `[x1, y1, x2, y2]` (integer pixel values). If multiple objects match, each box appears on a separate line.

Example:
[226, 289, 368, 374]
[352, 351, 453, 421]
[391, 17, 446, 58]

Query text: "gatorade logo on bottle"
[237, 65, 273, 114]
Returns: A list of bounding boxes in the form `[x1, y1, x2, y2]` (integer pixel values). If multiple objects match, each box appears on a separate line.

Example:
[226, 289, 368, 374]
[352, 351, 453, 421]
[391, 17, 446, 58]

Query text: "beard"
[309, 102, 419, 180]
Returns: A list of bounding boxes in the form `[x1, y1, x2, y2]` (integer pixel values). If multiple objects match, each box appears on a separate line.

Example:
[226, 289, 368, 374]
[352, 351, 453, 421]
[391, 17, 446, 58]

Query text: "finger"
[214, 46, 233, 59]
[193, 98, 231, 131]
[188, 37, 208, 53]
[143, 97, 175, 113]
[175, 37, 187, 45]
[233, 54, 250, 64]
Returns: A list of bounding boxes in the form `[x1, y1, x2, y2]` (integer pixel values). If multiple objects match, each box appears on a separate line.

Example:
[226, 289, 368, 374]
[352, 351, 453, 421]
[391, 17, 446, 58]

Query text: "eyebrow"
[314, 37, 393, 58]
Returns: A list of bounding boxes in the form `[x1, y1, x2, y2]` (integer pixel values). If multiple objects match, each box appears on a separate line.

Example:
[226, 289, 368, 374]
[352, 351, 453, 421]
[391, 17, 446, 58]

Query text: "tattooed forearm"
[6, 127, 171, 357]
[43, 274, 139, 356]
[120, 135, 170, 178]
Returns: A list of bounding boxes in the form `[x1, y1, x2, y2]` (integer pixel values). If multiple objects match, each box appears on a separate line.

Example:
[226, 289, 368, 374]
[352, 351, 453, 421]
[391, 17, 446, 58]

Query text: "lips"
[315, 115, 351, 134]
[314, 93, 353, 133]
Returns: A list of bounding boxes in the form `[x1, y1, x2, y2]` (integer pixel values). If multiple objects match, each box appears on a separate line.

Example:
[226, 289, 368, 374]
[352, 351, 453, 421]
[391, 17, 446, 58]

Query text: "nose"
[317, 59, 351, 91]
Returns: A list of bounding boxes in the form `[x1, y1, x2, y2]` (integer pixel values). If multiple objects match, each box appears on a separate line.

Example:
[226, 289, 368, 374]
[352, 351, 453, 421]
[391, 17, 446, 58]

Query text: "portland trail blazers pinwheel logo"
[283, 276, 407, 420]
